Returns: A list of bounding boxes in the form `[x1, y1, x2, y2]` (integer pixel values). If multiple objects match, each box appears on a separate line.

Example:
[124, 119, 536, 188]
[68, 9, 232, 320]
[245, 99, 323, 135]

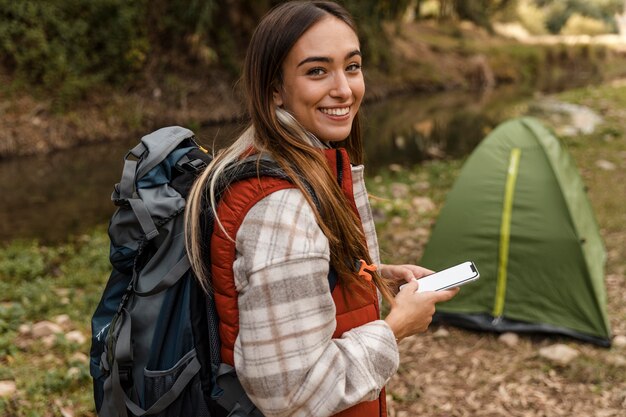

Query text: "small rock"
[59, 407, 74, 417]
[54, 314, 72, 328]
[18, 324, 31, 335]
[65, 330, 87, 345]
[557, 125, 578, 137]
[539, 343, 579, 365]
[433, 327, 450, 338]
[595, 160, 616, 171]
[54, 399, 75, 417]
[423, 385, 448, 398]
[607, 355, 626, 367]
[31, 321, 63, 338]
[390, 183, 410, 199]
[44, 353, 58, 363]
[390, 216, 403, 226]
[0, 380, 16, 398]
[613, 335, 626, 348]
[70, 352, 89, 364]
[394, 136, 406, 149]
[54, 288, 70, 297]
[498, 332, 519, 347]
[42, 334, 57, 348]
[67, 367, 81, 379]
[425, 146, 445, 159]
[415, 181, 430, 192]
[411, 196, 435, 213]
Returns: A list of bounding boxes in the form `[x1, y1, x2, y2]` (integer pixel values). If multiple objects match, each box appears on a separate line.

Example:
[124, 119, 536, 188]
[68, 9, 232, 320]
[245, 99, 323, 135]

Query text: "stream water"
[0, 86, 542, 243]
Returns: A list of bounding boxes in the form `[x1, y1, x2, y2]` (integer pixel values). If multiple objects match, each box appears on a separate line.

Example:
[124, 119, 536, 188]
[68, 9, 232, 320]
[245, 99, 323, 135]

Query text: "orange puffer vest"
[210, 149, 386, 417]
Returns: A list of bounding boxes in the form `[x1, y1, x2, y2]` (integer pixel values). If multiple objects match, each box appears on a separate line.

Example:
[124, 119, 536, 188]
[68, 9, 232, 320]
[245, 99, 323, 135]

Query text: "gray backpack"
[89, 126, 291, 417]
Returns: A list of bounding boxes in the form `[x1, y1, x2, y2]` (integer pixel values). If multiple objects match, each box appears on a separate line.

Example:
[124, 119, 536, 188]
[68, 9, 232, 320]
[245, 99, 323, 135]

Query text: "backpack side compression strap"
[102, 308, 202, 417]
[101, 255, 199, 416]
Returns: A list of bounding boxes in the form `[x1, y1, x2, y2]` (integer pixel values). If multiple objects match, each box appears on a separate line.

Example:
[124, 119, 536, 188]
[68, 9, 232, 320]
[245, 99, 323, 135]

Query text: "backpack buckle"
[183, 159, 207, 171]
[118, 366, 132, 385]
[179, 158, 207, 172]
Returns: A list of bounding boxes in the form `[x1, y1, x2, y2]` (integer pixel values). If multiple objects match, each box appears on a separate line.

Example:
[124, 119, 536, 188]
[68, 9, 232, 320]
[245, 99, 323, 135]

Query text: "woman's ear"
[272, 84, 284, 107]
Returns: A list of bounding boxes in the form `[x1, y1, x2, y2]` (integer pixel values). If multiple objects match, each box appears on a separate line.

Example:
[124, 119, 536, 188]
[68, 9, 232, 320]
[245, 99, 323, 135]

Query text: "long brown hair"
[185, 0, 393, 302]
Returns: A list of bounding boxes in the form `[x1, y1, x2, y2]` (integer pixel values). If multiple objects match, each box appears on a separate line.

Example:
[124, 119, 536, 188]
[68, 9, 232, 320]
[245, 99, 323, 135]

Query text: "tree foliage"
[3, 0, 622, 105]
[0, 0, 147, 102]
[451, 0, 517, 32]
[0, 0, 413, 102]
[535, 0, 624, 33]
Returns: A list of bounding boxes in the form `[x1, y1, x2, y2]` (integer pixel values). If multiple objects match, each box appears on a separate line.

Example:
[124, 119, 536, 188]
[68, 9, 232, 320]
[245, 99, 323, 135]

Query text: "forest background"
[1, 1, 626, 416]
[2, 0, 626, 157]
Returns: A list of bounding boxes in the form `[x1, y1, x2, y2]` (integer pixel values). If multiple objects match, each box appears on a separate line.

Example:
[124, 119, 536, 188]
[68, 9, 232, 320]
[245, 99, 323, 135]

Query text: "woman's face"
[274, 16, 365, 142]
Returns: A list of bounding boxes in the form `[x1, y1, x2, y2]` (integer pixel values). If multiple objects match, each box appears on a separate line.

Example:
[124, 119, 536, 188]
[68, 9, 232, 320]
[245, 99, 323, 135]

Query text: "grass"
[0, 229, 110, 416]
[0, 81, 625, 416]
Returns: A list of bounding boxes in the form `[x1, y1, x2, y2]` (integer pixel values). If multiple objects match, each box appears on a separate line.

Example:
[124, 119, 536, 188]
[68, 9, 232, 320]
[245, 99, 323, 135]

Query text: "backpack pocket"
[143, 348, 210, 417]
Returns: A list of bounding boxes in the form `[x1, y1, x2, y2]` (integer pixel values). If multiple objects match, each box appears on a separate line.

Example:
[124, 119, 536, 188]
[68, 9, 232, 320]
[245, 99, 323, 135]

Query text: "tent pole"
[493, 148, 521, 319]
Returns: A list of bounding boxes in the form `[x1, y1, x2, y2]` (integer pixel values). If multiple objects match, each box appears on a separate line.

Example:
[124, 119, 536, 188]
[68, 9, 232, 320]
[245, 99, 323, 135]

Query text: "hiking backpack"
[89, 126, 321, 417]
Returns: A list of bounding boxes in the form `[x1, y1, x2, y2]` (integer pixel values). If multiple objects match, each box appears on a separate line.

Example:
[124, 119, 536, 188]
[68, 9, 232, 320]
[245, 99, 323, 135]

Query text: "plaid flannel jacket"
[232, 165, 399, 417]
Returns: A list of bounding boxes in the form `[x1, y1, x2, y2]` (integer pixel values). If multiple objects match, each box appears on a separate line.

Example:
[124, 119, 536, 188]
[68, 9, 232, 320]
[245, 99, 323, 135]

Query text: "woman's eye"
[307, 67, 326, 76]
[346, 63, 362, 72]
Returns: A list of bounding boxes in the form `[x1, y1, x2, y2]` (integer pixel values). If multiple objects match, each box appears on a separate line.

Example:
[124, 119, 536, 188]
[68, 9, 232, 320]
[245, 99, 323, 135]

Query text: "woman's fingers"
[386, 284, 460, 340]
[380, 264, 435, 283]
[432, 286, 460, 302]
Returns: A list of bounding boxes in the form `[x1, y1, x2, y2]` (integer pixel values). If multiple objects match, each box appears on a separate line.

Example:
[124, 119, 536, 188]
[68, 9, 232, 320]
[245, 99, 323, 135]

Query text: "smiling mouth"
[319, 107, 350, 116]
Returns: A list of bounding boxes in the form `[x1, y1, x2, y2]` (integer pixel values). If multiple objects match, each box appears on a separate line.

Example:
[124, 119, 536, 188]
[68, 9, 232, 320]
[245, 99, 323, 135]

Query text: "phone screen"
[400, 261, 480, 292]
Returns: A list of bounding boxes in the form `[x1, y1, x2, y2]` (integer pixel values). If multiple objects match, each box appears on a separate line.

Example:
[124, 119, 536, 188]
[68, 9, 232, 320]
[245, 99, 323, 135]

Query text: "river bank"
[2, 21, 626, 159]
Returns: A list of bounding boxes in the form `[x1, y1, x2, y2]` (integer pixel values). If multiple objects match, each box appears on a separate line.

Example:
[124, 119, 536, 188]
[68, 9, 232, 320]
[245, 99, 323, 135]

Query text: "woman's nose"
[330, 72, 351, 99]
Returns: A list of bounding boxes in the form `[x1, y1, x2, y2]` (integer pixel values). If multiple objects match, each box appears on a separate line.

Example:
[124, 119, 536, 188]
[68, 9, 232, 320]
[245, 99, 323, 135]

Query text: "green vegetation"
[2, 0, 624, 111]
[0, 0, 412, 107]
[416, 0, 624, 34]
[0, 0, 147, 107]
[536, 0, 624, 34]
[0, 229, 110, 416]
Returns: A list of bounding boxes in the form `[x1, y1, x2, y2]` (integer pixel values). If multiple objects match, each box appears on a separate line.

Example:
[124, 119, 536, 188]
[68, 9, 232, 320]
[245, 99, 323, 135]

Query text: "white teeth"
[321, 107, 349, 116]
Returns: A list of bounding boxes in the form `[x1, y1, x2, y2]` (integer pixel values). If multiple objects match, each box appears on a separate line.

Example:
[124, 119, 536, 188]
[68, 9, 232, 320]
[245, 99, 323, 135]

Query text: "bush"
[561, 13, 610, 35]
[516, 0, 548, 35]
[0, 0, 148, 104]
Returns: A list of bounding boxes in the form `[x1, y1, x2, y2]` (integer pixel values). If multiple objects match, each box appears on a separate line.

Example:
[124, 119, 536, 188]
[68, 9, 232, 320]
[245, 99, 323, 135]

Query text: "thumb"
[399, 278, 419, 293]
[433, 287, 460, 303]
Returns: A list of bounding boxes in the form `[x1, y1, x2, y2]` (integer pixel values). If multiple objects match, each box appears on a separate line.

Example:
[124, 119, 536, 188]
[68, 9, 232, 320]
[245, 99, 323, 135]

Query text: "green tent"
[420, 117, 611, 346]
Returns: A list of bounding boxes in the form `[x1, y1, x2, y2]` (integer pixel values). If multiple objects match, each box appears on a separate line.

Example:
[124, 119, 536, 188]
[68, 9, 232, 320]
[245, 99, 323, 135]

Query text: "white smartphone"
[400, 261, 480, 293]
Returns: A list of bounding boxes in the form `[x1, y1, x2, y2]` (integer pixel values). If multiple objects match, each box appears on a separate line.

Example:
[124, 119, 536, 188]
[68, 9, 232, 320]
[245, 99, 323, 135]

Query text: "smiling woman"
[273, 15, 365, 142]
[183, 2, 459, 417]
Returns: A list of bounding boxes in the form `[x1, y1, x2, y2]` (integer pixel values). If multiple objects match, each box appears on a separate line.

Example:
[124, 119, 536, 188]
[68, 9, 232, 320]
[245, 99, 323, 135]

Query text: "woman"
[185, 1, 459, 416]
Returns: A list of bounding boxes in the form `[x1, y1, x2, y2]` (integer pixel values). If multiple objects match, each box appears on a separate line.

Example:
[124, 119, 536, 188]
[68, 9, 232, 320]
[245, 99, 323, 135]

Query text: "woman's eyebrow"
[346, 49, 361, 59]
[297, 49, 362, 67]
[297, 56, 331, 67]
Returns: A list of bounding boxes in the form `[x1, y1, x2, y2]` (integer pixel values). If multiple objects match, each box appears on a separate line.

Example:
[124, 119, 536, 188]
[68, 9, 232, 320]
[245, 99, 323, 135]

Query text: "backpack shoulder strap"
[221, 155, 337, 292]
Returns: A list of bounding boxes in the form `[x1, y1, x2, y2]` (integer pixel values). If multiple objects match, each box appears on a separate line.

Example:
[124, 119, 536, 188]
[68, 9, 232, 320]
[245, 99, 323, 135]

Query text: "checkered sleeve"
[232, 187, 399, 417]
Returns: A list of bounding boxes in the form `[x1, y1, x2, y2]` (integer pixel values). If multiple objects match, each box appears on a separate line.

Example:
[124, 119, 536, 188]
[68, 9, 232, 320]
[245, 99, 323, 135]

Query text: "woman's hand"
[380, 263, 434, 293]
[384, 279, 459, 341]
